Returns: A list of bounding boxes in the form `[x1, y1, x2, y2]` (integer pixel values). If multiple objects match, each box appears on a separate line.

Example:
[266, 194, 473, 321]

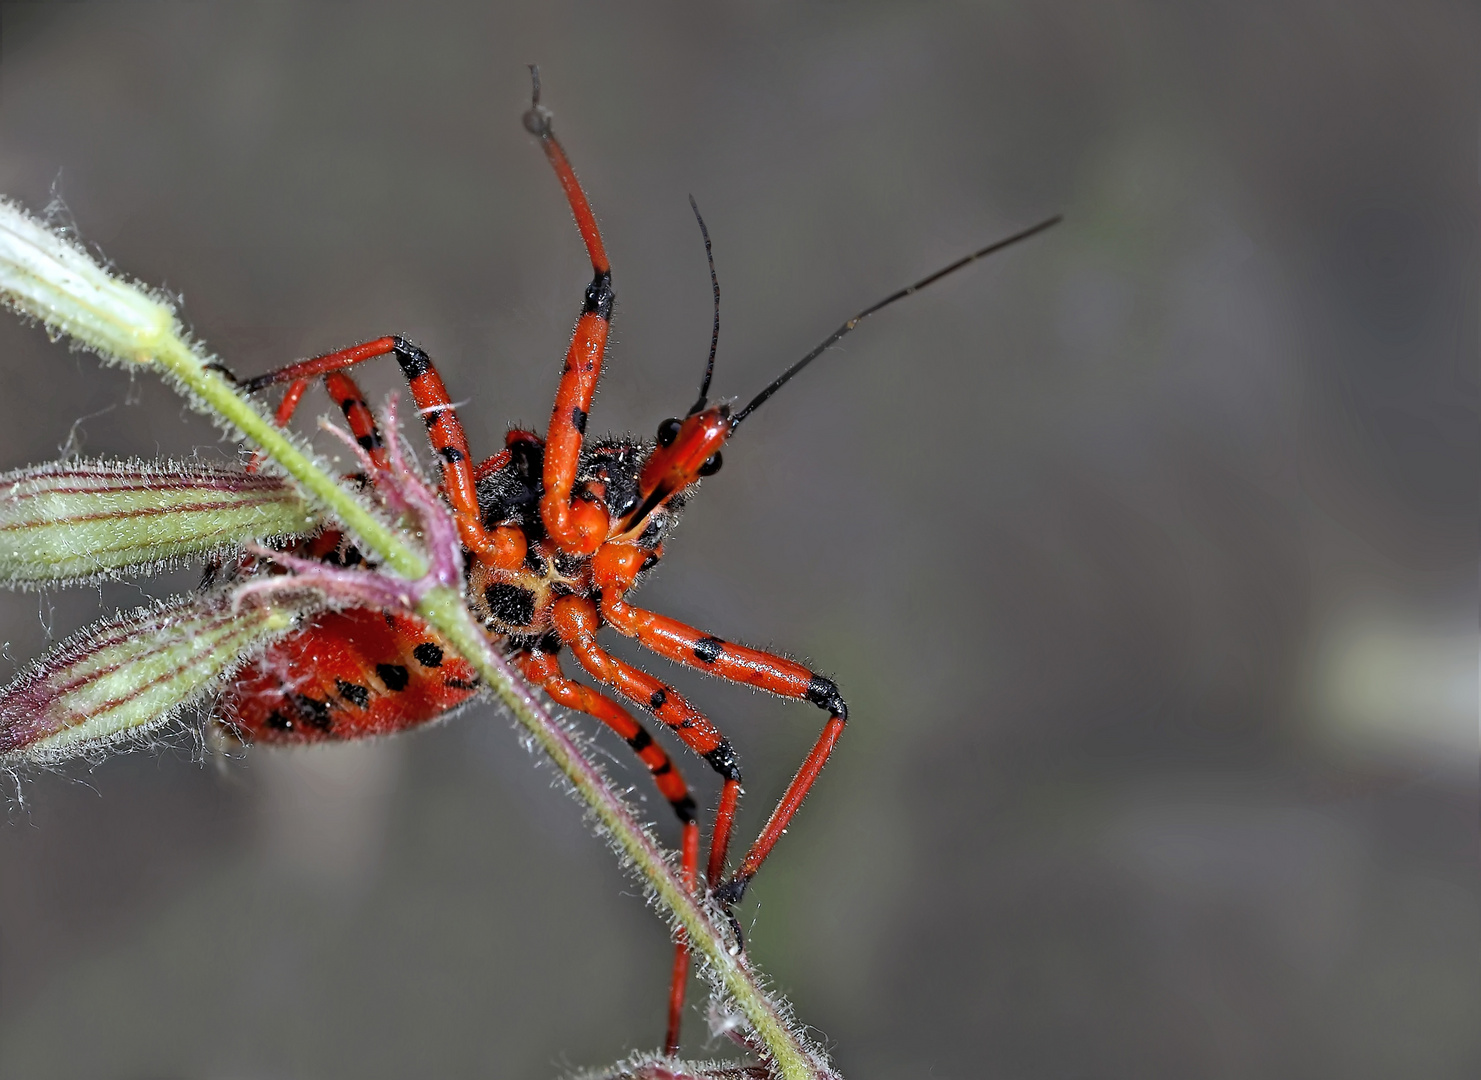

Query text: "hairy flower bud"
[0, 590, 318, 762]
[0, 199, 178, 364]
[0, 459, 319, 587]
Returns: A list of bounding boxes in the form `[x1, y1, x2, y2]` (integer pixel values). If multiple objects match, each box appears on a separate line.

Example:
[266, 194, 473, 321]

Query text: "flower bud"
[0, 199, 177, 365]
[0, 459, 319, 586]
[0, 590, 318, 762]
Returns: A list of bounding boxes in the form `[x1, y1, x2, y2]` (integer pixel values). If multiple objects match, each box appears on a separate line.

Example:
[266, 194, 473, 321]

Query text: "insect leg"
[471, 450, 512, 483]
[598, 595, 847, 905]
[515, 645, 700, 1054]
[323, 371, 387, 464]
[243, 376, 312, 474]
[516, 646, 699, 834]
[244, 365, 386, 487]
[549, 595, 744, 891]
[525, 84, 614, 556]
[243, 337, 525, 570]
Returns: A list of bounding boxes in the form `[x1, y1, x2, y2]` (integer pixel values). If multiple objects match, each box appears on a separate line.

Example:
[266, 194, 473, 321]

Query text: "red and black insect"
[213, 70, 1058, 1053]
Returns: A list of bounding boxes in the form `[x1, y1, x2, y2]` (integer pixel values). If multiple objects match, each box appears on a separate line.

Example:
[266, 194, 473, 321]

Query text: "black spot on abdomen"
[294, 695, 333, 732]
[412, 643, 444, 668]
[376, 664, 410, 692]
[336, 680, 371, 709]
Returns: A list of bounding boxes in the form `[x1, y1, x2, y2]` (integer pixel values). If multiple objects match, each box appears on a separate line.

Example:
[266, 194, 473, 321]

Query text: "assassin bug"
[206, 70, 1058, 1053]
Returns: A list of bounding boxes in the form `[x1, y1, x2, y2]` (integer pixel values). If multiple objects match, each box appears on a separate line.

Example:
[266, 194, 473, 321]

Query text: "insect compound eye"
[656, 417, 683, 447]
[698, 452, 723, 477]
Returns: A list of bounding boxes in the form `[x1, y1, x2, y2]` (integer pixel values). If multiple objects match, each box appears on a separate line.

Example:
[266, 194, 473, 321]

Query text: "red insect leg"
[516, 649, 698, 832]
[323, 371, 389, 465]
[523, 96, 614, 556]
[516, 647, 700, 1055]
[242, 337, 525, 571]
[472, 450, 512, 483]
[549, 595, 745, 890]
[631, 612, 844, 900]
[243, 376, 313, 474]
[591, 548, 845, 900]
[222, 608, 480, 742]
[253, 369, 391, 472]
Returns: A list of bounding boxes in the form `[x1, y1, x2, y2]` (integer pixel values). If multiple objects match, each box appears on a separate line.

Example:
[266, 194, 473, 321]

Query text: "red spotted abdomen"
[220, 608, 480, 742]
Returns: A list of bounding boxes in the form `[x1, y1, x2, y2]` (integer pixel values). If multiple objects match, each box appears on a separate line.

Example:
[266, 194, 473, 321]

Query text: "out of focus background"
[0, 3, 1474, 1078]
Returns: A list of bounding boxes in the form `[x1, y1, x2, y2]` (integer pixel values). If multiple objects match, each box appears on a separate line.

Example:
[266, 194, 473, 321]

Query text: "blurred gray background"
[0, 3, 1474, 1078]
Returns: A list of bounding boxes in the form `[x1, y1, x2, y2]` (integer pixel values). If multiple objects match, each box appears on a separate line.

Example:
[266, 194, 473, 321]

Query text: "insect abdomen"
[220, 608, 479, 743]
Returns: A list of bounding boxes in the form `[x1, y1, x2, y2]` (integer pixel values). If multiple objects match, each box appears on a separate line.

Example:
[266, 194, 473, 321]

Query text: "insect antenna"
[688, 194, 721, 415]
[731, 212, 1062, 426]
[528, 63, 543, 109]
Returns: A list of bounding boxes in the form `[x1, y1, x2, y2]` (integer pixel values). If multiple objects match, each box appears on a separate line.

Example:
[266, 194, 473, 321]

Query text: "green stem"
[151, 336, 830, 1080]
[153, 337, 426, 581]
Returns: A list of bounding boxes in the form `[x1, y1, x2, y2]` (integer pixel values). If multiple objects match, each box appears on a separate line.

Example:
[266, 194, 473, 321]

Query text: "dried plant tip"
[0, 588, 319, 762]
[0, 199, 178, 364]
[0, 459, 319, 587]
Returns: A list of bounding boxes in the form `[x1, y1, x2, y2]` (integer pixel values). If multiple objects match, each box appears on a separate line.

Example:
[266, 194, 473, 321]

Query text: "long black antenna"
[732, 213, 1062, 426]
[688, 194, 721, 415]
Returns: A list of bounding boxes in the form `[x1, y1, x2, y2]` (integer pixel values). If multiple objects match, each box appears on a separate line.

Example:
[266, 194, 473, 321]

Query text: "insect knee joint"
[391, 336, 431, 378]
[703, 739, 742, 782]
[805, 675, 848, 722]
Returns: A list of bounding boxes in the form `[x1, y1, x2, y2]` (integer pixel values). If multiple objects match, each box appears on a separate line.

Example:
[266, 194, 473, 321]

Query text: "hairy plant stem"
[150, 339, 829, 1080]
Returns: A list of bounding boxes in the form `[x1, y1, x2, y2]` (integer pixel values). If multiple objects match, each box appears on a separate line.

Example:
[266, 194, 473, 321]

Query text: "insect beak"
[618, 406, 732, 536]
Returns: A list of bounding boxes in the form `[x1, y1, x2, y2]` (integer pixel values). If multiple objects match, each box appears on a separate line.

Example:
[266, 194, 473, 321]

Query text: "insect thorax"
[467, 433, 681, 641]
